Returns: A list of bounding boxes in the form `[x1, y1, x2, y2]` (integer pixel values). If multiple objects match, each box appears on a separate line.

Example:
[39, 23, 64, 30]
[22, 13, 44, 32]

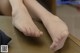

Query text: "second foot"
[40, 15, 69, 51]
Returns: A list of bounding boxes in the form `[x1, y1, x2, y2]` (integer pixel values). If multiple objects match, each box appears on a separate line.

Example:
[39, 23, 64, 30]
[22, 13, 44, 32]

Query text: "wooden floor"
[0, 16, 53, 53]
[0, 16, 80, 53]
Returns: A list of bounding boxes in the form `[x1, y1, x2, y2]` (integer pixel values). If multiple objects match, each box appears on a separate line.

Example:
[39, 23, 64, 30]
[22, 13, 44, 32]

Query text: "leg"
[0, 0, 11, 15]
[24, 0, 69, 51]
[23, 0, 41, 21]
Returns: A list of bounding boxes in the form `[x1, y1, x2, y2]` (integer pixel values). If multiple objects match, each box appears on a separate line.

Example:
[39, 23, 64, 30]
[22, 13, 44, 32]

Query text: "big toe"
[30, 26, 43, 37]
[34, 30, 43, 37]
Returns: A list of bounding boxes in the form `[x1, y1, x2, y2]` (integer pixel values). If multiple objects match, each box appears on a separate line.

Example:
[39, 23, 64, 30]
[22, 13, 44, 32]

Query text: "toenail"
[40, 31, 43, 35]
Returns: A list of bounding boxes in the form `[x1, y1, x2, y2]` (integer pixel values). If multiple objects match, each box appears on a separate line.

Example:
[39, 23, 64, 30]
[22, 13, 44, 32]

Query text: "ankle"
[39, 12, 57, 21]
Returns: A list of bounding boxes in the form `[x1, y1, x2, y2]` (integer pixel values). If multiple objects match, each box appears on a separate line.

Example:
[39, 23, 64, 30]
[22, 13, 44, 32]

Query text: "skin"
[0, 0, 69, 52]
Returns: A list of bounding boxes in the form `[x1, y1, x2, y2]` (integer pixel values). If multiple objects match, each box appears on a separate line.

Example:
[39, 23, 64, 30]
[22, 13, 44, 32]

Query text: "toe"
[40, 31, 43, 35]
[50, 38, 59, 50]
[35, 30, 41, 37]
[34, 27, 41, 37]
[50, 42, 58, 51]
[29, 28, 35, 36]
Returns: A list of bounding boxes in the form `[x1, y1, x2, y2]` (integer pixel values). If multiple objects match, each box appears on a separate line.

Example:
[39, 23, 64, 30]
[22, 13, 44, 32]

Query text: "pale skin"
[0, 0, 69, 52]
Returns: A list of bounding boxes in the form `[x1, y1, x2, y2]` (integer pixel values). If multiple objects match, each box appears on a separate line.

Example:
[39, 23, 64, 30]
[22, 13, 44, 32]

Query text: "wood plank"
[0, 16, 55, 53]
[59, 36, 80, 53]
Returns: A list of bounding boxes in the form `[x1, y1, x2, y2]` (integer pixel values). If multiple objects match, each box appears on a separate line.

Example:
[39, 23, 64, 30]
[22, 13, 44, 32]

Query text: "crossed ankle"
[39, 14, 61, 22]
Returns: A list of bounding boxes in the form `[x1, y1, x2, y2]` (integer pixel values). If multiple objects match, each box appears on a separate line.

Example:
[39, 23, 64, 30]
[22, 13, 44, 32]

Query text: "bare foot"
[9, 0, 43, 37]
[40, 14, 69, 51]
[12, 9, 43, 37]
